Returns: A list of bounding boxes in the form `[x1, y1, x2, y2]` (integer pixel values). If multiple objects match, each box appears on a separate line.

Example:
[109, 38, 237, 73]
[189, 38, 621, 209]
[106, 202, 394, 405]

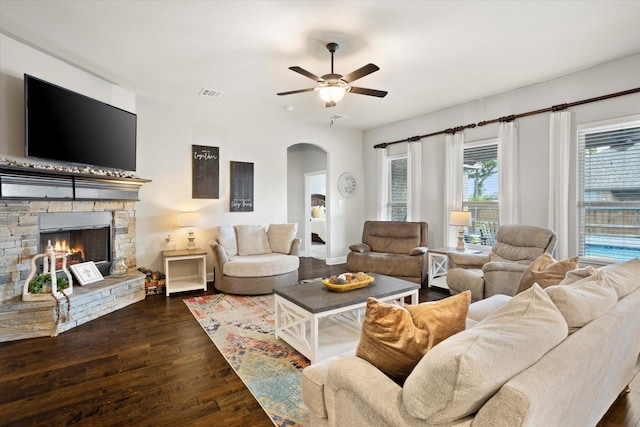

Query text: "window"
[578, 118, 640, 263]
[462, 140, 499, 246]
[386, 155, 407, 221]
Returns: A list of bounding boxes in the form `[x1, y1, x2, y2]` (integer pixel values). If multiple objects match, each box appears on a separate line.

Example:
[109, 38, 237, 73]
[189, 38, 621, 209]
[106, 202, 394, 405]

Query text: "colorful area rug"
[183, 293, 310, 427]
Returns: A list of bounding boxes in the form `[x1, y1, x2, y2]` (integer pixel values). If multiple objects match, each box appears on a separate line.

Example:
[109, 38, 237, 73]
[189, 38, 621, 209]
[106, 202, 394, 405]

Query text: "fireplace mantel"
[0, 164, 151, 201]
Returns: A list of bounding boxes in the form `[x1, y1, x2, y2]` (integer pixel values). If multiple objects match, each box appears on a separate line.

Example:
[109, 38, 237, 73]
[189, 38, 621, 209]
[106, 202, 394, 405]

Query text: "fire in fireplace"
[38, 212, 112, 272]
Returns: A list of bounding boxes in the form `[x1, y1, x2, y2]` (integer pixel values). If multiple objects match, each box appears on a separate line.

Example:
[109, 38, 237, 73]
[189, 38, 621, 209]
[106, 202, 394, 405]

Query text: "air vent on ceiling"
[199, 88, 224, 98]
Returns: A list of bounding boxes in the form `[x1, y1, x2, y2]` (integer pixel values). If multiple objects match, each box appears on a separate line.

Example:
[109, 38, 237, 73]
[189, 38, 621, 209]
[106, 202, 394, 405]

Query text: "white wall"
[363, 53, 640, 253]
[135, 97, 363, 272]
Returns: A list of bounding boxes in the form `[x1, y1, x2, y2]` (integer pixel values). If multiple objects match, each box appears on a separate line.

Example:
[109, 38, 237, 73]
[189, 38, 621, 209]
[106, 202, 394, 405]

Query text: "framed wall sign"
[230, 161, 254, 212]
[192, 145, 219, 199]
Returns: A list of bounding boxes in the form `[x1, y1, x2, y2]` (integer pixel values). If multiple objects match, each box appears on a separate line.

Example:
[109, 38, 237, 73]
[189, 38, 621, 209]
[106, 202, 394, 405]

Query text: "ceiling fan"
[277, 42, 388, 107]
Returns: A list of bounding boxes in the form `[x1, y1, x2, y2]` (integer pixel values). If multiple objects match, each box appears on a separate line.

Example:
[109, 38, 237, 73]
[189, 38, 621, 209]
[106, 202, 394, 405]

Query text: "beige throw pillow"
[216, 225, 238, 257]
[403, 284, 568, 424]
[268, 223, 297, 254]
[546, 277, 618, 333]
[356, 292, 471, 384]
[235, 225, 272, 256]
[516, 253, 579, 294]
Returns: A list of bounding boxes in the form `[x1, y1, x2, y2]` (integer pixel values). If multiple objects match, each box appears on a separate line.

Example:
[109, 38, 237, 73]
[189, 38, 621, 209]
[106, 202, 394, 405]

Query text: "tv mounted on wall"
[24, 74, 137, 171]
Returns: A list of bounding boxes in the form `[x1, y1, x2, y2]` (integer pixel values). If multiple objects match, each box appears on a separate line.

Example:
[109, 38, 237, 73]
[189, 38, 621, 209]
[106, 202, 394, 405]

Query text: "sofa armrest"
[482, 261, 528, 274]
[409, 246, 428, 256]
[448, 252, 490, 269]
[289, 238, 301, 256]
[349, 243, 371, 253]
[324, 357, 467, 426]
[209, 241, 229, 265]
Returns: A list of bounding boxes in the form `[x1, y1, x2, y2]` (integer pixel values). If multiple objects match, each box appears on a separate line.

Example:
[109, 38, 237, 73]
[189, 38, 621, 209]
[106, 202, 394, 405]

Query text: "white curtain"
[548, 111, 572, 259]
[498, 122, 521, 225]
[407, 141, 422, 221]
[444, 132, 464, 247]
[376, 147, 389, 220]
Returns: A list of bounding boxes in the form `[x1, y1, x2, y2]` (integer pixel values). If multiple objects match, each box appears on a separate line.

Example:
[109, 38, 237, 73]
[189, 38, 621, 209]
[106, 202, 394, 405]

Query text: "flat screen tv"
[24, 74, 137, 171]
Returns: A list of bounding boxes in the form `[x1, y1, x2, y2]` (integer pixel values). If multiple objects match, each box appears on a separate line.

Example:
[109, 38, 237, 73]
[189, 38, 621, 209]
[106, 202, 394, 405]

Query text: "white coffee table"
[273, 273, 419, 364]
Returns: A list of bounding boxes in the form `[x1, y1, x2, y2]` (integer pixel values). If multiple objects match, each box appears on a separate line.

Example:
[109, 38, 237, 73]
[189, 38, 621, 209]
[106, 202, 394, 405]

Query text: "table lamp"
[179, 212, 200, 250]
[450, 210, 472, 251]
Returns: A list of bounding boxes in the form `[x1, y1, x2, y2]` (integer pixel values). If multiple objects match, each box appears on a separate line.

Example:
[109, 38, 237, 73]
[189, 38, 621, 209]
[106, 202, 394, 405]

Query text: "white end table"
[162, 248, 207, 296]
[428, 247, 485, 289]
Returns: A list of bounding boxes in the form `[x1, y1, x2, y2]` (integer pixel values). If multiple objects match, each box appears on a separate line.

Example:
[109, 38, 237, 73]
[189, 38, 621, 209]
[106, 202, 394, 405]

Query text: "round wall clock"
[338, 172, 357, 198]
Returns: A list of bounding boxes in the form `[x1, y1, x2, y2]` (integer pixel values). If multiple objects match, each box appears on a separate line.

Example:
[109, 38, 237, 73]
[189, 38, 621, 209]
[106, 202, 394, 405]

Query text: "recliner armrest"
[409, 246, 428, 256]
[448, 252, 490, 269]
[483, 261, 528, 273]
[349, 243, 371, 253]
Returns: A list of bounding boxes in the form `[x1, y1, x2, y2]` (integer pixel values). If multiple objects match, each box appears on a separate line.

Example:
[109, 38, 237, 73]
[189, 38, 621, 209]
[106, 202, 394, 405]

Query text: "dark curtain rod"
[373, 87, 640, 149]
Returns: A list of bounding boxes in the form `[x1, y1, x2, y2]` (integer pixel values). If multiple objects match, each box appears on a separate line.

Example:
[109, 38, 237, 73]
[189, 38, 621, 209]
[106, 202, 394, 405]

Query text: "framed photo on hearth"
[70, 261, 104, 285]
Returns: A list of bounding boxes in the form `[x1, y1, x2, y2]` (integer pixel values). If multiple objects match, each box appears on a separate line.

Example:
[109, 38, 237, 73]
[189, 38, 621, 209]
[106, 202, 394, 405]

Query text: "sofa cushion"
[599, 258, 640, 298]
[405, 291, 471, 348]
[558, 265, 597, 286]
[223, 254, 299, 277]
[217, 225, 238, 257]
[355, 293, 470, 384]
[545, 277, 617, 333]
[236, 225, 272, 256]
[516, 253, 579, 293]
[403, 284, 568, 424]
[268, 223, 297, 254]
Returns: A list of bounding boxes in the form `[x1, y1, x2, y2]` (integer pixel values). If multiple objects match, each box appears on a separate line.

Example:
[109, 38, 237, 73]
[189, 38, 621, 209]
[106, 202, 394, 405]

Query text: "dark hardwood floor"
[0, 257, 637, 426]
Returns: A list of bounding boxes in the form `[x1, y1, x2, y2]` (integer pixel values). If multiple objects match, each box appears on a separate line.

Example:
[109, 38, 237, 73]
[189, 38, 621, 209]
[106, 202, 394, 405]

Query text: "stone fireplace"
[0, 165, 150, 342]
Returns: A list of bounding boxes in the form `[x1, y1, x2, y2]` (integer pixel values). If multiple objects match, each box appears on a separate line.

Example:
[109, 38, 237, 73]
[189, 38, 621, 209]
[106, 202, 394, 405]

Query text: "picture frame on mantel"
[230, 161, 254, 212]
[192, 145, 220, 199]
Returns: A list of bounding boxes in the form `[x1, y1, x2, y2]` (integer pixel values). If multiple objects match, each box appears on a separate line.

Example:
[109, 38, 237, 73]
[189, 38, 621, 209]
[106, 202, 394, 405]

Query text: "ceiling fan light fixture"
[316, 82, 350, 104]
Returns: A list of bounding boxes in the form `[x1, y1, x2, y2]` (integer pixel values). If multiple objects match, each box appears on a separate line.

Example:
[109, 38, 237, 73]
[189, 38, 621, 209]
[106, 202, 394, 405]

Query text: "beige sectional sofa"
[302, 259, 640, 427]
[209, 224, 300, 295]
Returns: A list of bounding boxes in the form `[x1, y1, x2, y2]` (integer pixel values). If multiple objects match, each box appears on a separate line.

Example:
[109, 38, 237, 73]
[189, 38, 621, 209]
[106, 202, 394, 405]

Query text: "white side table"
[428, 247, 484, 289]
[162, 248, 207, 296]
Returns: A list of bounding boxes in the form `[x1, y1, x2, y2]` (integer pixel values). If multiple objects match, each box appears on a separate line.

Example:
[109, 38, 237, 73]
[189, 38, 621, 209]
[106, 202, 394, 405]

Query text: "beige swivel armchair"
[446, 224, 557, 301]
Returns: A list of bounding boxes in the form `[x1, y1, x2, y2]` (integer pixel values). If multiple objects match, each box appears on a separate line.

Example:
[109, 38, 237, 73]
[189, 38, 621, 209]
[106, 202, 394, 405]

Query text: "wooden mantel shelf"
[0, 164, 151, 201]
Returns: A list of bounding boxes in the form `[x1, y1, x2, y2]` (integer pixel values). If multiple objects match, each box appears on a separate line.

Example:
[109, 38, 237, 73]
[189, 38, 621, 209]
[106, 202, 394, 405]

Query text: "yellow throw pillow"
[406, 290, 471, 348]
[355, 292, 471, 384]
[516, 253, 579, 294]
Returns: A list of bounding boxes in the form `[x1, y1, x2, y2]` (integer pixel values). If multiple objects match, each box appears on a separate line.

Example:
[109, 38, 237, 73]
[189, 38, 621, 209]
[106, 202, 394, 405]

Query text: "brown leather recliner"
[346, 221, 429, 286]
[447, 224, 558, 301]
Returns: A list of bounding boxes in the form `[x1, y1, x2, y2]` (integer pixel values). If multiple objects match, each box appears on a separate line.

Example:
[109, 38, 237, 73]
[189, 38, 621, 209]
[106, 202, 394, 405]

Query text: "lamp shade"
[449, 210, 472, 227]
[179, 212, 199, 228]
[316, 83, 349, 104]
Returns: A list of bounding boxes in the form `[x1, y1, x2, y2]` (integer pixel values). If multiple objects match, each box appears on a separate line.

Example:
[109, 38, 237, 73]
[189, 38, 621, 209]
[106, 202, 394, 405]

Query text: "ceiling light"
[316, 82, 350, 105]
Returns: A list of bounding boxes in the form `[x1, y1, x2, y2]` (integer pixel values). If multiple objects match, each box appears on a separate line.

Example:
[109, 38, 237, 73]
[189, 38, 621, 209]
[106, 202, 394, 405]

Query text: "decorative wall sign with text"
[230, 161, 254, 212]
[192, 145, 219, 199]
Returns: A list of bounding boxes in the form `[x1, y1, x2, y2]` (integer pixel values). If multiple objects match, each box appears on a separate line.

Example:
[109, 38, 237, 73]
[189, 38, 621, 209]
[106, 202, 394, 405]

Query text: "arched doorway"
[287, 143, 328, 260]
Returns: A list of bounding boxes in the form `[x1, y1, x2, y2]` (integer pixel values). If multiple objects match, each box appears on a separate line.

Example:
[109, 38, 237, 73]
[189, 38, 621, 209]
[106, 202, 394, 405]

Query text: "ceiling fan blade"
[349, 86, 388, 98]
[341, 63, 380, 83]
[289, 66, 323, 82]
[277, 88, 316, 96]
